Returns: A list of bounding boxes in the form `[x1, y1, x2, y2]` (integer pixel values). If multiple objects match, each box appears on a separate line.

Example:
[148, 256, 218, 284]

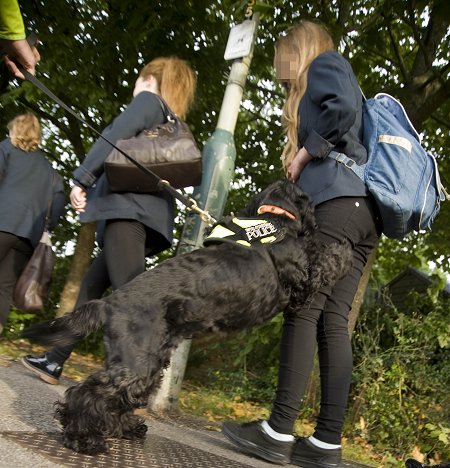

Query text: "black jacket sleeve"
[303, 52, 358, 160]
[72, 91, 165, 188]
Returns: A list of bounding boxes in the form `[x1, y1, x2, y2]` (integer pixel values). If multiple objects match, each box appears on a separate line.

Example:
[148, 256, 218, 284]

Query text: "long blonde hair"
[139, 56, 196, 119]
[275, 21, 334, 170]
[7, 113, 41, 152]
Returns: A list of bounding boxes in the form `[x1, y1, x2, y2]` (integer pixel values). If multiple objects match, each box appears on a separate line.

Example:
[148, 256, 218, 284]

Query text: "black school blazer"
[72, 91, 175, 255]
[0, 139, 65, 247]
[296, 50, 369, 206]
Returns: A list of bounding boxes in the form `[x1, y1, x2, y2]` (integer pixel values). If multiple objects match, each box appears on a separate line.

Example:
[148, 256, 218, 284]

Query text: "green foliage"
[186, 313, 284, 402]
[349, 291, 450, 461]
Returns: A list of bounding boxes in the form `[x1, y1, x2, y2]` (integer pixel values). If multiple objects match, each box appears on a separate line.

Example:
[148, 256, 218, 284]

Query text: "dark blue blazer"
[0, 139, 65, 247]
[72, 91, 175, 255]
[297, 51, 369, 205]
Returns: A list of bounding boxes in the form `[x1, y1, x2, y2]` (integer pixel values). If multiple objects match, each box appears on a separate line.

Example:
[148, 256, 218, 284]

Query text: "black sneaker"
[406, 460, 424, 468]
[21, 354, 62, 385]
[291, 437, 342, 467]
[406, 460, 450, 468]
[221, 420, 293, 465]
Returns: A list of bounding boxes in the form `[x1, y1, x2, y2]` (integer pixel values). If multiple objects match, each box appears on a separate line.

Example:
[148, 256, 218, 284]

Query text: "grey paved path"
[0, 356, 369, 467]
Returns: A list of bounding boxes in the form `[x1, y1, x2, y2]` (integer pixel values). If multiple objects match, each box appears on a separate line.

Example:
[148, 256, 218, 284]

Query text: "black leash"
[1, 34, 215, 225]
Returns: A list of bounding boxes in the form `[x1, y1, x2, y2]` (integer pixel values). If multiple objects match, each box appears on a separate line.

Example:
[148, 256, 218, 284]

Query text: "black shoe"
[291, 437, 342, 467]
[406, 460, 450, 468]
[221, 420, 293, 465]
[21, 354, 62, 385]
[406, 461, 425, 468]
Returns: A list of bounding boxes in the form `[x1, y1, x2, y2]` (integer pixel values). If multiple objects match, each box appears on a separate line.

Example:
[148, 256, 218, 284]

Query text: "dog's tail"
[21, 300, 107, 347]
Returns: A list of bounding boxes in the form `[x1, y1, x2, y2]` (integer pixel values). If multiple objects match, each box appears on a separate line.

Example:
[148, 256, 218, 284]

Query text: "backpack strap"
[328, 150, 365, 180]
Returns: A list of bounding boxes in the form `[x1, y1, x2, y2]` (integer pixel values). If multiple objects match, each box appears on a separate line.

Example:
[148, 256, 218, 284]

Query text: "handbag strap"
[157, 95, 176, 121]
[18, 66, 215, 226]
[44, 172, 55, 232]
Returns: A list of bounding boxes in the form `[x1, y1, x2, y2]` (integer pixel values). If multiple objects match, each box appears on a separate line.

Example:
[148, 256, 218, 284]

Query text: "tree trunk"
[57, 223, 96, 317]
[347, 246, 378, 335]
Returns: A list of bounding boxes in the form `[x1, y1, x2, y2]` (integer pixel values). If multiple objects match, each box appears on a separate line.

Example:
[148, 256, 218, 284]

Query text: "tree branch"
[406, 2, 449, 81]
[430, 112, 450, 131]
[386, 22, 410, 83]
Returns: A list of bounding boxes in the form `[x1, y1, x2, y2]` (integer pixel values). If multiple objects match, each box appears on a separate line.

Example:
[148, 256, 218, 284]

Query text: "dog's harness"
[203, 205, 297, 248]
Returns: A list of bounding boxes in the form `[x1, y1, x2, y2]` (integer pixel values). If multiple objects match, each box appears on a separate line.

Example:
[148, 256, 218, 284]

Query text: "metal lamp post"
[149, 4, 260, 412]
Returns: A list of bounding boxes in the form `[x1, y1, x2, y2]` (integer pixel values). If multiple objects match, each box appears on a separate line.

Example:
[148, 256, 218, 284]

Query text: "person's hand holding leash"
[70, 185, 87, 213]
[1, 37, 40, 79]
[0, 0, 40, 80]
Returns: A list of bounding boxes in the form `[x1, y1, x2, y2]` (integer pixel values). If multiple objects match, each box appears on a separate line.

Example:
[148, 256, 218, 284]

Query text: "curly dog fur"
[23, 180, 352, 454]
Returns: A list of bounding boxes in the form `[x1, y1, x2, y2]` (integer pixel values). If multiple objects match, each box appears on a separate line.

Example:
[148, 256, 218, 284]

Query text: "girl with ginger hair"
[22, 57, 196, 384]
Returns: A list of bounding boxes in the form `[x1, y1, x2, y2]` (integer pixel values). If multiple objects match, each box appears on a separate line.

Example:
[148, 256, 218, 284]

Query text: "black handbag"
[13, 177, 56, 313]
[104, 98, 202, 193]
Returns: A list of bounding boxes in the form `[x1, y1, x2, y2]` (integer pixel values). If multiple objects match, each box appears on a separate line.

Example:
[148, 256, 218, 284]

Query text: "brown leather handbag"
[104, 98, 202, 193]
[13, 177, 56, 313]
[13, 231, 56, 313]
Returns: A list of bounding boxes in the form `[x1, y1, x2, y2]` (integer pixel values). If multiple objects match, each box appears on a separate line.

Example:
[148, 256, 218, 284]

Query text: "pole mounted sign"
[224, 0, 256, 61]
[148, 2, 260, 413]
[224, 20, 256, 61]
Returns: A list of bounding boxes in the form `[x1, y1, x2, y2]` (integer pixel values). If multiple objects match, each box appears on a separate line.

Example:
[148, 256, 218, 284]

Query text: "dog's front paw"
[122, 422, 148, 440]
[63, 433, 109, 455]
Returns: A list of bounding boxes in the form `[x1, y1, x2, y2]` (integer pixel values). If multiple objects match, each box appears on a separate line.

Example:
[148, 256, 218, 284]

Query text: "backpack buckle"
[334, 152, 355, 168]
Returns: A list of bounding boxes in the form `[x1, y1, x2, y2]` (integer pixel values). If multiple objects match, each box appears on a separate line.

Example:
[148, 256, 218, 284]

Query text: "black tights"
[47, 219, 152, 364]
[268, 197, 380, 444]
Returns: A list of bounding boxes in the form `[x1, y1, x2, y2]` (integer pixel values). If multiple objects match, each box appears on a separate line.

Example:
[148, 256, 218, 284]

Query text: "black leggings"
[268, 196, 381, 444]
[47, 219, 152, 364]
[0, 231, 34, 327]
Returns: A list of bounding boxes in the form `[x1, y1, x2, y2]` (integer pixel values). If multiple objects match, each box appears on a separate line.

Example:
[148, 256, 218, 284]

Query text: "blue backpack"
[329, 93, 448, 239]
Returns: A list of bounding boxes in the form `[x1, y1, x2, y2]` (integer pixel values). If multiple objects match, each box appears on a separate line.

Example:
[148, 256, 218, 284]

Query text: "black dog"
[23, 180, 352, 455]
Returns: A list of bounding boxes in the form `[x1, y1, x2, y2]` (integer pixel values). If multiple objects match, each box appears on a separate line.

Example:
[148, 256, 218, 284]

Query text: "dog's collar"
[203, 216, 286, 248]
[257, 205, 296, 220]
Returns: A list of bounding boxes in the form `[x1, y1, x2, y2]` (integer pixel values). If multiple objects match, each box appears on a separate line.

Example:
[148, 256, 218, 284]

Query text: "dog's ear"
[309, 241, 353, 291]
[269, 239, 312, 302]
[277, 182, 316, 236]
[299, 202, 317, 234]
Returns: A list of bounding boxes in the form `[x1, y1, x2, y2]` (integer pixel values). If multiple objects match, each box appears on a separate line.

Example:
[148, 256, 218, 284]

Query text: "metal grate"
[1, 431, 255, 467]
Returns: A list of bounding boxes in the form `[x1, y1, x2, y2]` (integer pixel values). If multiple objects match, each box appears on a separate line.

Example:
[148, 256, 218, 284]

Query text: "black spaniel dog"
[23, 180, 352, 455]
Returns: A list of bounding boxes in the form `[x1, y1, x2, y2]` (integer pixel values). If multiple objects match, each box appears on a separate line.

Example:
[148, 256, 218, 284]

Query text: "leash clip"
[187, 198, 216, 226]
